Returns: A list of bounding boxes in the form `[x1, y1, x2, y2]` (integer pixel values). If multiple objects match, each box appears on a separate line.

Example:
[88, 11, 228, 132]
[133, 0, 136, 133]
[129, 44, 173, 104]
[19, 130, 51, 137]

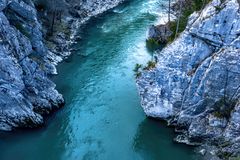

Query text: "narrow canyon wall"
[137, 0, 240, 158]
[0, 0, 122, 131]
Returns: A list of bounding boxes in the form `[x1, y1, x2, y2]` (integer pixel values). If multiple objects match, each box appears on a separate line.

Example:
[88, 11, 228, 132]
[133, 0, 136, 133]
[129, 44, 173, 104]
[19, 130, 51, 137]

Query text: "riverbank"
[0, 0, 124, 131]
[136, 0, 240, 159]
[0, 1, 198, 159]
[41, 0, 125, 65]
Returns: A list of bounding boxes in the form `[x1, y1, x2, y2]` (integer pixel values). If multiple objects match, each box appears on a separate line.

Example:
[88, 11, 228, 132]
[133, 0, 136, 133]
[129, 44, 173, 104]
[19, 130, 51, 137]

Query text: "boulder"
[147, 24, 172, 43]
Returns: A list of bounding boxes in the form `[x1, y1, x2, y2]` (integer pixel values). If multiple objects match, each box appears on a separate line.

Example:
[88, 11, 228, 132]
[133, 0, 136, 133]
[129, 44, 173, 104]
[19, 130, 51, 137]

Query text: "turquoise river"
[0, 0, 201, 160]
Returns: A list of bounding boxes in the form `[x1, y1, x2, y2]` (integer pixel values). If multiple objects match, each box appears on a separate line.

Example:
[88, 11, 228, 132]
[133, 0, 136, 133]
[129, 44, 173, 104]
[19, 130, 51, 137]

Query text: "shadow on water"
[133, 118, 200, 160]
[0, 123, 67, 160]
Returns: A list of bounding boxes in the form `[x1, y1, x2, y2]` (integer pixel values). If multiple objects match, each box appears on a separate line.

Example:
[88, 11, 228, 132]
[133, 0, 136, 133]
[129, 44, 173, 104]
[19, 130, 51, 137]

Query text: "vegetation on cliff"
[169, 0, 212, 41]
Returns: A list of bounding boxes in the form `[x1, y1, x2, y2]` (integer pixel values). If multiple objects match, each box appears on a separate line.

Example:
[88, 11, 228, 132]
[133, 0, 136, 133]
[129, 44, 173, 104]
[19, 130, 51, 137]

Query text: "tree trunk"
[168, 0, 171, 23]
[175, 0, 182, 38]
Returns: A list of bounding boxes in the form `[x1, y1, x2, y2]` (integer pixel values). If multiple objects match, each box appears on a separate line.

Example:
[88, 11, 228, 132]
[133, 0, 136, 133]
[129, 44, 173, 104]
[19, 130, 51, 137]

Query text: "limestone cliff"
[137, 0, 240, 158]
[0, 0, 122, 131]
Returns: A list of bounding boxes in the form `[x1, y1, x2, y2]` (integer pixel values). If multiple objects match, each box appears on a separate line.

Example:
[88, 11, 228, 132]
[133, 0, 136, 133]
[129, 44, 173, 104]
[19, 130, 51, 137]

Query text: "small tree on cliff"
[175, 0, 183, 38]
[158, 0, 172, 23]
[168, 0, 171, 23]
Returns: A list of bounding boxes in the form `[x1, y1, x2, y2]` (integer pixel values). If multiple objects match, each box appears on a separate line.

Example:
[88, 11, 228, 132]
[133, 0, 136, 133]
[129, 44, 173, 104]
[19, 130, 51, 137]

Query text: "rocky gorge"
[137, 0, 240, 159]
[1, 0, 240, 159]
[0, 0, 123, 131]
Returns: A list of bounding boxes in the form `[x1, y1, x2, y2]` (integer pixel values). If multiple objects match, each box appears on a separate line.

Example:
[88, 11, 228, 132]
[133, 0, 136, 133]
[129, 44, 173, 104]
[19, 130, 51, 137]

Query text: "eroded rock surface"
[45, 0, 123, 64]
[147, 24, 172, 43]
[0, 0, 64, 131]
[0, 0, 123, 131]
[137, 0, 240, 158]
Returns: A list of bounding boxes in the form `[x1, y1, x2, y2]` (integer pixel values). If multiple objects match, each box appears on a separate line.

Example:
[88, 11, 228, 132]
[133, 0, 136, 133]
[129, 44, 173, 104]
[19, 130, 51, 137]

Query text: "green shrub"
[212, 98, 236, 119]
[214, 6, 222, 12]
[135, 72, 142, 78]
[168, 0, 212, 42]
[144, 61, 156, 70]
[146, 38, 160, 51]
[133, 63, 142, 73]
[14, 23, 31, 39]
[217, 151, 232, 159]
[213, 111, 224, 118]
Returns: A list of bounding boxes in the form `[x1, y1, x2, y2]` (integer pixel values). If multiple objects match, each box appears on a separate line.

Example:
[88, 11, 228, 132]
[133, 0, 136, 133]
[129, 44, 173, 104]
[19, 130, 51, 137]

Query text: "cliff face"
[0, 0, 122, 131]
[137, 0, 240, 158]
[0, 0, 64, 131]
[45, 0, 124, 64]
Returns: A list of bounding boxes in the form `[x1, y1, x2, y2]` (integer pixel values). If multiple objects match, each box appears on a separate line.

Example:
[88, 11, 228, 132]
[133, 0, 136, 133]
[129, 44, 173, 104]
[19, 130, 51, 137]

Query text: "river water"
[0, 0, 200, 160]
